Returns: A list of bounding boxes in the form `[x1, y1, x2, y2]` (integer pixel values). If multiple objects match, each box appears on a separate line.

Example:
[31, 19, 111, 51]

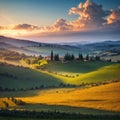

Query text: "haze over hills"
[0, 36, 41, 47]
[0, 36, 120, 46]
[0, 36, 120, 59]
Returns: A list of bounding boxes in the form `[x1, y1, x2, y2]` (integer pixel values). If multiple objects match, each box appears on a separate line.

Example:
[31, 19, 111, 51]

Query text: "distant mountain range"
[0, 35, 120, 47]
[0, 36, 41, 47]
[0, 36, 120, 57]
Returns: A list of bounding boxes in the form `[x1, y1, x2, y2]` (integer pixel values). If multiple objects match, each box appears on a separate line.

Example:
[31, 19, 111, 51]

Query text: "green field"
[0, 61, 120, 89]
[69, 64, 120, 84]
[0, 61, 120, 118]
[44, 62, 120, 85]
[45, 61, 116, 73]
[0, 116, 120, 120]
[1, 116, 119, 120]
[0, 117, 43, 120]
[0, 107, 120, 120]
[0, 63, 62, 89]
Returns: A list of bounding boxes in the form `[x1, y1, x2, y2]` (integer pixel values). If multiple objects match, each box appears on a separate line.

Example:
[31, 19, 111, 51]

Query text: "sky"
[0, 0, 120, 43]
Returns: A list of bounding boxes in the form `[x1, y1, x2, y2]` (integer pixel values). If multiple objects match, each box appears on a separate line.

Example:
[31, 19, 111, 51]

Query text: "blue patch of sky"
[0, 0, 120, 26]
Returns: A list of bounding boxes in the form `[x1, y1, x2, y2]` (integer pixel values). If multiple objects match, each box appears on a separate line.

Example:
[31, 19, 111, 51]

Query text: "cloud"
[0, 26, 5, 30]
[13, 24, 39, 30]
[107, 6, 120, 24]
[100, 6, 120, 32]
[0, 24, 42, 38]
[105, 6, 120, 30]
[69, 0, 110, 30]
[0, 0, 118, 33]
[0, 20, 72, 33]
[52, 18, 72, 31]
[0, 0, 120, 42]
[0, 25, 9, 30]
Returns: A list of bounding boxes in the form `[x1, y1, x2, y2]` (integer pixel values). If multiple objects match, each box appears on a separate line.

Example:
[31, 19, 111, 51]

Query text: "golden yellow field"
[0, 98, 16, 108]
[20, 82, 120, 112]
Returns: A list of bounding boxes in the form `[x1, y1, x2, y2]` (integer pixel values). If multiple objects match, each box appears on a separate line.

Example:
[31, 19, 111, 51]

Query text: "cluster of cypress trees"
[50, 50, 100, 61]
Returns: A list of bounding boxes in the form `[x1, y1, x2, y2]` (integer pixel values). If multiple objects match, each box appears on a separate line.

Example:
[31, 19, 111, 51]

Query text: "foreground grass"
[20, 82, 120, 112]
[0, 117, 43, 120]
[0, 109, 120, 120]
[0, 116, 119, 120]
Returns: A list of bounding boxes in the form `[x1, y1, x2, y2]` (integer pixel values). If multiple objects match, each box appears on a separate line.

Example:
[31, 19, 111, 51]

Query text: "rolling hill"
[70, 63, 120, 84]
[0, 36, 120, 60]
[43, 63, 120, 85]
[20, 82, 120, 112]
[0, 62, 120, 89]
[0, 63, 62, 89]
[0, 36, 80, 56]
[44, 61, 116, 73]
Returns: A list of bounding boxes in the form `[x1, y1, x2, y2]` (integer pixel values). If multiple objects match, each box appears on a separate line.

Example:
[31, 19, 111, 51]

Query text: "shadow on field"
[14, 103, 120, 115]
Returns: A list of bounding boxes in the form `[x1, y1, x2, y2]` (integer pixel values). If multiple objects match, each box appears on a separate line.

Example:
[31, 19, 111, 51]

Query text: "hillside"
[0, 36, 120, 60]
[0, 63, 62, 89]
[0, 62, 120, 89]
[0, 36, 80, 56]
[71, 63, 120, 84]
[44, 63, 120, 85]
[0, 36, 39, 47]
[20, 82, 120, 112]
[45, 61, 116, 73]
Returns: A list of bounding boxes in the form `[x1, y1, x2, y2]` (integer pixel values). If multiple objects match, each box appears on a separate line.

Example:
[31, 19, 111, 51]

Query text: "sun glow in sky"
[0, 0, 120, 43]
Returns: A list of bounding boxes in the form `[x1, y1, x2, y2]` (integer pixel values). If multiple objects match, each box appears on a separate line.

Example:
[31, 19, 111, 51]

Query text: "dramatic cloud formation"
[0, 0, 120, 41]
[104, 6, 120, 31]
[69, 0, 110, 30]
[107, 6, 120, 24]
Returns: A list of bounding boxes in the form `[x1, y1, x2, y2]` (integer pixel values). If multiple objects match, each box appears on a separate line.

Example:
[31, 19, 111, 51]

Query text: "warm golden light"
[0, 29, 28, 37]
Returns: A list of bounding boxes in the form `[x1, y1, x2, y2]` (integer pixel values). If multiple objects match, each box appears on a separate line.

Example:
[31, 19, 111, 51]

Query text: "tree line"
[0, 109, 119, 119]
[0, 80, 118, 92]
[50, 50, 100, 61]
[0, 83, 76, 92]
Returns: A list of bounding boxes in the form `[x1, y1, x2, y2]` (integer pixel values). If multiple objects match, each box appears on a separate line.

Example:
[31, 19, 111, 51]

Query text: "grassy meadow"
[0, 82, 120, 116]
[18, 82, 120, 112]
[0, 58, 120, 118]
[0, 0, 120, 118]
[35, 64, 120, 88]
[0, 61, 120, 89]
[45, 61, 115, 73]
[0, 63, 61, 89]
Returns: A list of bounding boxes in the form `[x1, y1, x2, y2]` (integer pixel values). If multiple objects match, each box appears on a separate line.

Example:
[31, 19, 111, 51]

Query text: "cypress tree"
[51, 50, 53, 61]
